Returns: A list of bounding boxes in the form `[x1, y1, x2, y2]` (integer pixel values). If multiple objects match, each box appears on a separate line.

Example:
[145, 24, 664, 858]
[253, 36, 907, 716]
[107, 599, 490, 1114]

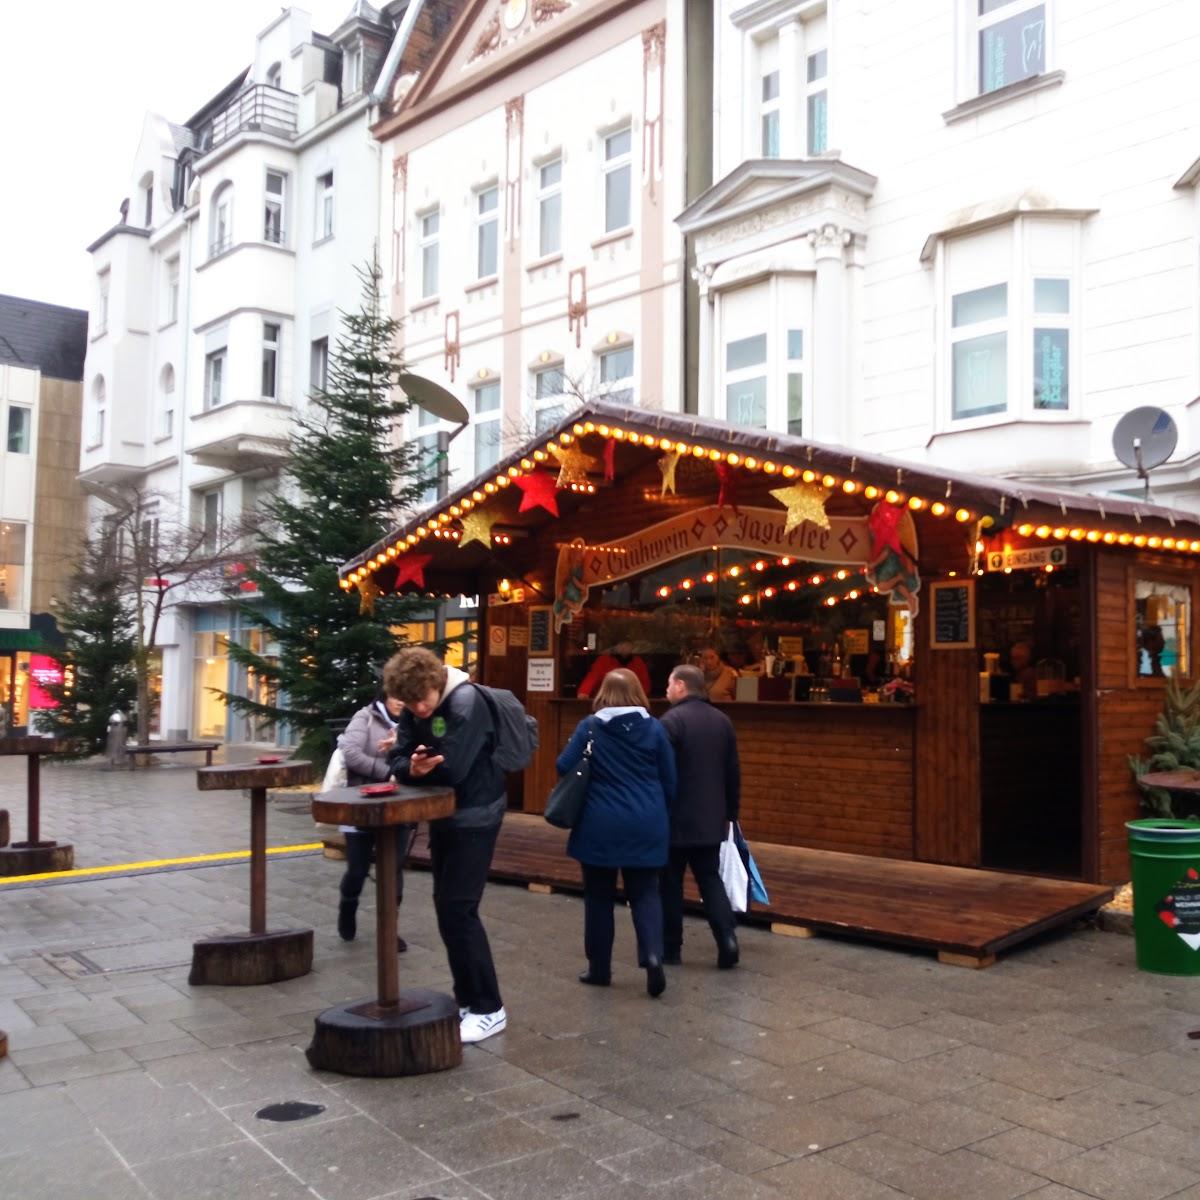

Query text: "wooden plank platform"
[407, 813, 1112, 966]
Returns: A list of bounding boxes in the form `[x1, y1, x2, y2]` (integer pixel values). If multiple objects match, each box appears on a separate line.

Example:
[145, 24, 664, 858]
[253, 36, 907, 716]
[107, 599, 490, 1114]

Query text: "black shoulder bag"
[544, 721, 594, 829]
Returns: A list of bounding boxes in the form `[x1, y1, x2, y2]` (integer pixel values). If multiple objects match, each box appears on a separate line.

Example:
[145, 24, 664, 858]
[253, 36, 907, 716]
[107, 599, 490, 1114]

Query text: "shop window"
[0, 521, 28, 611]
[472, 379, 501, 473]
[786, 329, 804, 435]
[1135, 579, 1191, 680]
[475, 186, 499, 279]
[193, 630, 230, 740]
[419, 209, 440, 299]
[602, 127, 632, 234]
[976, 0, 1047, 96]
[951, 283, 1008, 419]
[7, 406, 31, 454]
[725, 334, 768, 428]
[1033, 278, 1069, 410]
[537, 159, 562, 257]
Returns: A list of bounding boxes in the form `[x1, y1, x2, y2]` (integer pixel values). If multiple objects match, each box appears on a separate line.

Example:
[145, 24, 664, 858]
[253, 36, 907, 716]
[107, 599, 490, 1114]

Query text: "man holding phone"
[385, 648, 508, 1044]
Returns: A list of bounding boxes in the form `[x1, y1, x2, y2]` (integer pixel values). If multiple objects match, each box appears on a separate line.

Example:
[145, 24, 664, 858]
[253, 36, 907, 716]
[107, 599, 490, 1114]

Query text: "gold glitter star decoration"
[549, 442, 600, 488]
[458, 508, 499, 550]
[770, 483, 831, 533]
[658, 450, 683, 496]
[356, 575, 384, 615]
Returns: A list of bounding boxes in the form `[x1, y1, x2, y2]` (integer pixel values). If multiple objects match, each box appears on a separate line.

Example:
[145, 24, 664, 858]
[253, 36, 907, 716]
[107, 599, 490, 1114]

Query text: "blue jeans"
[581, 864, 663, 974]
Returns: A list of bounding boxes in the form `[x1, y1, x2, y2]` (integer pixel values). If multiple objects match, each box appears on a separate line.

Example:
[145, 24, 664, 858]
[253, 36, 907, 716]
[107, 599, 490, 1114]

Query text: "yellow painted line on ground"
[0, 843, 323, 886]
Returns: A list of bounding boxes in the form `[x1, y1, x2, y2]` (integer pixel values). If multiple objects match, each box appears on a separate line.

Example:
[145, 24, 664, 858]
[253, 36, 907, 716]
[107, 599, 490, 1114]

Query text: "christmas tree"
[221, 257, 431, 761]
[41, 534, 138, 757]
[1129, 677, 1200, 818]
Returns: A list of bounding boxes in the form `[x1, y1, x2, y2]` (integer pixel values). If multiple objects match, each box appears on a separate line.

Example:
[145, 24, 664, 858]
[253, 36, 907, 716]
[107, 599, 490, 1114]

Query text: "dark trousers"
[661, 843, 736, 955]
[339, 826, 415, 906]
[581, 864, 664, 973]
[429, 822, 503, 1015]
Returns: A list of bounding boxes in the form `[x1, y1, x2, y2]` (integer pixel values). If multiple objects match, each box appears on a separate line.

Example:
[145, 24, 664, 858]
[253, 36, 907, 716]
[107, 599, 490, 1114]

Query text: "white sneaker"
[460, 1007, 507, 1044]
[459, 1006, 469, 1020]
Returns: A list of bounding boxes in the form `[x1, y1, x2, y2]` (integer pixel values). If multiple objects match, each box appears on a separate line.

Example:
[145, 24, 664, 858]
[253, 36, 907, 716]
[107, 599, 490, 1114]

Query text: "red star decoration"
[514, 471, 560, 516]
[603, 440, 616, 482]
[715, 463, 741, 514]
[392, 553, 433, 589]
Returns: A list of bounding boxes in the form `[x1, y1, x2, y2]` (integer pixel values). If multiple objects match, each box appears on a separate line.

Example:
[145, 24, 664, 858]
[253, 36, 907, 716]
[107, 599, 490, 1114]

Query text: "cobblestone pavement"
[2, 763, 1200, 1199]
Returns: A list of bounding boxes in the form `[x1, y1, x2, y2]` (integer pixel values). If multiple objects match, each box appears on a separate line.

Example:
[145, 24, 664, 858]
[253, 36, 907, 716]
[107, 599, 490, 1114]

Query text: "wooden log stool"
[189, 759, 314, 986]
[306, 783, 460, 1077]
[0, 736, 74, 876]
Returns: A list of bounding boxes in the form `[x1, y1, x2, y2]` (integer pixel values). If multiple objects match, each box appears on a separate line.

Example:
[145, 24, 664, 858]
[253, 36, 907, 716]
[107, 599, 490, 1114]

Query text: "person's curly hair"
[382, 647, 447, 704]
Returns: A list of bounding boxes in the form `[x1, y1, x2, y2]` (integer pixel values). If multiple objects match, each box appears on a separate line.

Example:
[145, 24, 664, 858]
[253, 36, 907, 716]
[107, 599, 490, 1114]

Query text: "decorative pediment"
[676, 157, 877, 238]
[380, 0, 633, 130]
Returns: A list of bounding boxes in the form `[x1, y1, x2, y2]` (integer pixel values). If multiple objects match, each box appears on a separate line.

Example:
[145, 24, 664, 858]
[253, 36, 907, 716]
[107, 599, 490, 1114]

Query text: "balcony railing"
[206, 85, 298, 151]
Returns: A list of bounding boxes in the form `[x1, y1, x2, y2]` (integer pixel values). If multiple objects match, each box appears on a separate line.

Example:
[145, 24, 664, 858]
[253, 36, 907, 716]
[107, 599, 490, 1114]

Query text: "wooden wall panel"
[543, 699, 914, 858]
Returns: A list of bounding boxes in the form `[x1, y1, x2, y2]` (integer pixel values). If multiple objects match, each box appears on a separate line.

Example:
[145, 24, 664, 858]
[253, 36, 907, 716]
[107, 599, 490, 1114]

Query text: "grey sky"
[1, 1, 355, 313]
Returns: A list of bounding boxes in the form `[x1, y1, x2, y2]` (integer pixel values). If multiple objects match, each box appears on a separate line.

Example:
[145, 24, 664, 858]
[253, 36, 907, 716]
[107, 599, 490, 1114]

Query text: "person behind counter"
[698, 645, 738, 702]
[1009, 640, 1038, 701]
[578, 639, 651, 699]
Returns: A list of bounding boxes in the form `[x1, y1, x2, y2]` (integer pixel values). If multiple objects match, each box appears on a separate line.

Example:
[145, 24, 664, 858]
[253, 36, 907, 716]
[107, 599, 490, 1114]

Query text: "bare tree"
[89, 482, 256, 744]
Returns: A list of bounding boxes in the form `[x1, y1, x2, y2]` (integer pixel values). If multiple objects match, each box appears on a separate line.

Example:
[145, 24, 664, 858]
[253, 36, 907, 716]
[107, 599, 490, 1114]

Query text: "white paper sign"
[527, 658, 555, 693]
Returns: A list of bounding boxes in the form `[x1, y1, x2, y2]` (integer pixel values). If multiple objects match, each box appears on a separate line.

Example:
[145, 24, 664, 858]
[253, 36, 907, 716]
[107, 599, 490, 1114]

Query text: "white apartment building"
[373, 0, 699, 495]
[682, 0, 1200, 507]
[80, 3, 429, 743]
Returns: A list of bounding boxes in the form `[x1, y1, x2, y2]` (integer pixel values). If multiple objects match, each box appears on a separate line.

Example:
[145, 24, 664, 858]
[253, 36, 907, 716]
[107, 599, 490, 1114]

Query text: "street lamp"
[397, 373, 469, 500]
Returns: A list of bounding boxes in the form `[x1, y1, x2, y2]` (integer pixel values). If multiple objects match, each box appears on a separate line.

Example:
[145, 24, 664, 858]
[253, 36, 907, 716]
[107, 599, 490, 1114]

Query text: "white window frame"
[474, 185, 499, 280]
[89, 377, 106, 447]
[601, 126, 633, 235]
[6, 405, 32, 455]
[759, 38, 780, 159]
[261, 322, 280, 400]
[471, 378, 502, 474]
[264, 170, 287, 245]
[204, 348, 226, 411]
[201, 488, 223, 553]
[159, 364, 175, 439]
[533, 364, 567, 432]
[418, 208, 440, 299]
[536, 158, 562, 258]
[97, 270, 110, 336]
[936, 216, 1080, 431]
[210, 184, 233, 258]
[164, 256, 180, 325]
[805, 47, 829, 155]
[310, 337, 329, 394]
[315, 171, 334, 242]
[960, 0, 1052, 101]
[344, 45, 362, 95]
[598, 344, 634, 404]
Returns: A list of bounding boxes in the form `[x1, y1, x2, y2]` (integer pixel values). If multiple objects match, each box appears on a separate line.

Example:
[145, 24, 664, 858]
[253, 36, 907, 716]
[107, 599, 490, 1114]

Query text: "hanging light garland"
[340, 419, 1197, 590]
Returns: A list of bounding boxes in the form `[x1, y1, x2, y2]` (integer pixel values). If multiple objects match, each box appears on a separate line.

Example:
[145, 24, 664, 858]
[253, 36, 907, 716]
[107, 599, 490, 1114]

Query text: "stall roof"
[340, 401, 1200, 583]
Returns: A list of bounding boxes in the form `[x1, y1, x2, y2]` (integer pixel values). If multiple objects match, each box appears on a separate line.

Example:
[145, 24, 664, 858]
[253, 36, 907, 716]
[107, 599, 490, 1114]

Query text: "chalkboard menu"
[931, 580, 975, 649]
[528, 606, 553, 657]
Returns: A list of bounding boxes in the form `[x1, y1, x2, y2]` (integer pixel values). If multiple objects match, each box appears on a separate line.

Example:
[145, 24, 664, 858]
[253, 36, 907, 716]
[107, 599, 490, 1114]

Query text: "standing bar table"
[0, 736, 74, 877]
[306, 783, 459, 1077]
[189, 759, 314, 986]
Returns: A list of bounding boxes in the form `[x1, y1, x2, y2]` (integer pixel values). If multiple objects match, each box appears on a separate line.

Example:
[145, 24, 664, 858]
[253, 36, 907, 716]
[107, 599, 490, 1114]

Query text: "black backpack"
[472, 684, 539, 772]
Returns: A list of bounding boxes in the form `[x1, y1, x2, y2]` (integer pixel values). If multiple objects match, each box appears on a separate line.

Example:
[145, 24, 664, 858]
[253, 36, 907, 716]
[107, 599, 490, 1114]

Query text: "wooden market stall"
[341, 401, 1200, 895]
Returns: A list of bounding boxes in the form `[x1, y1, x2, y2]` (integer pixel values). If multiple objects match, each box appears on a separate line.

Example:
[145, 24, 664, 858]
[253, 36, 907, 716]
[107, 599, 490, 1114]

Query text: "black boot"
[717, 930, 739, 969]
[338, 900, 357, 941]
[645, 957, 666, 998]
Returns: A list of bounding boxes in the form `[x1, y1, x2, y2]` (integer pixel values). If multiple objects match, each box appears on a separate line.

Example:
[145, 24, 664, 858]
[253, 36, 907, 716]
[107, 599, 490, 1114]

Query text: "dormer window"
[344, 45, 362, 95]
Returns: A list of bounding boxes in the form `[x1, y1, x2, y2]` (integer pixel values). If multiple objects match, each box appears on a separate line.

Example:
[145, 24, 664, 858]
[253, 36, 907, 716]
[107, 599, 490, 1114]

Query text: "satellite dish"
[397, 373, 469, 425]
[1113, 406, 1177, 500]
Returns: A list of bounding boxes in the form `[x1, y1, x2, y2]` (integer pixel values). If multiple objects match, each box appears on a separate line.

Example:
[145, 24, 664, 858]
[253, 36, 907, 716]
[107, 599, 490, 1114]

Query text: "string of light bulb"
[1012, 522, 1200, 553]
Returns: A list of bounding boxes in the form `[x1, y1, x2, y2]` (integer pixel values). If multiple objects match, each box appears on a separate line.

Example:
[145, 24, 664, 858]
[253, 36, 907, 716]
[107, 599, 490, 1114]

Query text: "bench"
[127, 742, 220, 769]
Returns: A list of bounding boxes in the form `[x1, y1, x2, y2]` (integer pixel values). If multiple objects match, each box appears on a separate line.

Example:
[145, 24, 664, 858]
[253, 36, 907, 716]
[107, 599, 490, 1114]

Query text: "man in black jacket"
[385, 648, 507, 1043]
[659, 664, 740, 968]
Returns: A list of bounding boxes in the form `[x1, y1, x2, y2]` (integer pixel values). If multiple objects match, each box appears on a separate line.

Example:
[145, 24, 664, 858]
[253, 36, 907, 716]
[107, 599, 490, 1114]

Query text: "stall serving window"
[1134, 577, 1191, 681]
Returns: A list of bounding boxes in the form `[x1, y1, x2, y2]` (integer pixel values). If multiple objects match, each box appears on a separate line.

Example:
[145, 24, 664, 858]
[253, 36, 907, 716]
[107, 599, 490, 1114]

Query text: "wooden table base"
[0, 841, 74, 876]
[189, 929, 313, 986]
[306, 988, 461, 1076]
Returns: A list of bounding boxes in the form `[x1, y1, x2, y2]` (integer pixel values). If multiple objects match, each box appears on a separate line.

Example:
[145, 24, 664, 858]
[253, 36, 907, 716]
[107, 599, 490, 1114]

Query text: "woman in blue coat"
[556, 668, 676, 997]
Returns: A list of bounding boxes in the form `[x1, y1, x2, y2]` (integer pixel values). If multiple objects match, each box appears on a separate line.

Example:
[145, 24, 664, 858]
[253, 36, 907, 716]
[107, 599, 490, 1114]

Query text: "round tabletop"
[196, 760, 313, 791]
[311, 783, 455, 828]
[1139, 770, 1200, 794]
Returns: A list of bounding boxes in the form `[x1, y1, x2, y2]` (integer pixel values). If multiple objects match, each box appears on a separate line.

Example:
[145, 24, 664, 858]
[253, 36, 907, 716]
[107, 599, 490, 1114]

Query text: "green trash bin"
[1126, 818, 1200, 975]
